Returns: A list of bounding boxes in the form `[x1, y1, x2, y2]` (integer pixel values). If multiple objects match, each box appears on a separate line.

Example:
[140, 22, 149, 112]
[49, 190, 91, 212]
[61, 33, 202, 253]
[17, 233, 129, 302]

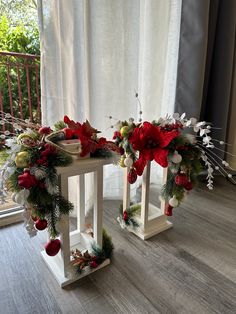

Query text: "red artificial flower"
[79, 136, 98, 157]
[63, 127, 74, 139]
[63, 116, 104, 156]
[129, 122, 179, 175]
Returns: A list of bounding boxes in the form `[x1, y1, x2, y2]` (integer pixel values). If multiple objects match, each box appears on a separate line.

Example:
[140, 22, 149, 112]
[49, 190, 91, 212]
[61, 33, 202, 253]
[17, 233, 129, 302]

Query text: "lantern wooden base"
[127, 203, 172, 240]
[123, 161, 173, 240]
[41, 231, 110, 288]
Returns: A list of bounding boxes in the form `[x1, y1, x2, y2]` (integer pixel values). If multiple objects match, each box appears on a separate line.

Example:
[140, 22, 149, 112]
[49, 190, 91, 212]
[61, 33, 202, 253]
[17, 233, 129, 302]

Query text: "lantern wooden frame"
[123, 161, 173, 240]
[41, 158, 114, 288]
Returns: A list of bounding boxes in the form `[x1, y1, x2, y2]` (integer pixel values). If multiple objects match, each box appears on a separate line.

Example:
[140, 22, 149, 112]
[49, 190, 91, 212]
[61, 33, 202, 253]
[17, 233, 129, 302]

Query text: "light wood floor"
[0, 177, 236, 314]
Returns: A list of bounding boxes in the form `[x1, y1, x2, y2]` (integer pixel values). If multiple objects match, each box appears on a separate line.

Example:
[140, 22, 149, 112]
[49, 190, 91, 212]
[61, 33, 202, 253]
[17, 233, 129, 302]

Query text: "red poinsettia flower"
[129, 122, 179, 175]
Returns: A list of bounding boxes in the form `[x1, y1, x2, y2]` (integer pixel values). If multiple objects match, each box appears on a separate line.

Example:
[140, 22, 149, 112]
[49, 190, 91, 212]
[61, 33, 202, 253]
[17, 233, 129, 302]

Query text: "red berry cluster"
[36, 143, 56, 166]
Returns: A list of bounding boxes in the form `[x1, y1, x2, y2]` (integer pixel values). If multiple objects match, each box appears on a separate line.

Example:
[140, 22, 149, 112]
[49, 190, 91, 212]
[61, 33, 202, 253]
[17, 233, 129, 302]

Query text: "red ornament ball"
[18, 171, 38, 189]
[45, 239, 61, 256]
[184, 181, 193, 191]
[127, 169, 137, 184]
[39, 126, 52, 135]
[35, 219, 48, 231]
[175, 174, 189, 187]
[165, 204, 173, 216]
[123, 210, 128, 221]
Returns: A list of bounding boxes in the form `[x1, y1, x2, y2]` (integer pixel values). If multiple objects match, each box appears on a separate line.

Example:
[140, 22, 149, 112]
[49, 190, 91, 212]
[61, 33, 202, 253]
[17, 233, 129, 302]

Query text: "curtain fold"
[37, 0, 182, 201]
[175, 0, 236, 160]
[174, 0, 210, 118]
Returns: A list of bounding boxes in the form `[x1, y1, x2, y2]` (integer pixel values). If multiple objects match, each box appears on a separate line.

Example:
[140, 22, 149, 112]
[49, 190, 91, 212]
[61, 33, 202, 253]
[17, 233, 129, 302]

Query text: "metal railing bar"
[0, 51, 40, 59]
[16, 64, 23, 119]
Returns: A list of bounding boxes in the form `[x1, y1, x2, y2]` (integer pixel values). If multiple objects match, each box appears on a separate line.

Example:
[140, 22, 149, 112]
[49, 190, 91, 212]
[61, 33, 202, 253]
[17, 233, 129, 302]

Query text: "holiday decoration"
[117, 204, 141, 229]
[113, 110, 236, 219]
[0, 113, 116, 262]
[45, 239, 61, 256]
[110, 94, 236, 238]
[71, 229, 114, 274]
[40, 151, 116, 287]
[35, 219, 48, 231]
[45, 116, 119, 158]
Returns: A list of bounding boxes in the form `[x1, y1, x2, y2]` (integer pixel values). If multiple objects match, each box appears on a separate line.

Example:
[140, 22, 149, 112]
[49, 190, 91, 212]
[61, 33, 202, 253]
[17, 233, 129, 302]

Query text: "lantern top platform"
[56, 155, 118, 175]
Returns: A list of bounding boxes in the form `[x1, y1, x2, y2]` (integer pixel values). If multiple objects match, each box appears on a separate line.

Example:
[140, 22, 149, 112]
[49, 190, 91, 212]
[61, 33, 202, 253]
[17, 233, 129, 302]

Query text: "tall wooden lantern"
[41, 158, 113, 287]
[122, 161, 172, 240]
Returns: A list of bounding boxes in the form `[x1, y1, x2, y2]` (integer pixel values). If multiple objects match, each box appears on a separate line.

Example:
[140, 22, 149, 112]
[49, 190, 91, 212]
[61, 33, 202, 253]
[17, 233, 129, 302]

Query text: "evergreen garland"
[118, 203, 141, 229]
[71, 229, 114, 274]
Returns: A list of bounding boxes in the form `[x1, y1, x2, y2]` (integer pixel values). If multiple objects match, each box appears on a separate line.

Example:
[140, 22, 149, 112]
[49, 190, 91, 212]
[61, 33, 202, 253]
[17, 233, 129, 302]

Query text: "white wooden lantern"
[41, 157, 114, 287]
[123, 161, 173, 240]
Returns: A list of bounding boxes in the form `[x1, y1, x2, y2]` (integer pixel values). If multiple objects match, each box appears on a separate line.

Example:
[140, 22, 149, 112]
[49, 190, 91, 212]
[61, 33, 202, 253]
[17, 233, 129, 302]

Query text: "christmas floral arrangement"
[0, 113, 116, 256]
[47, 115, 118, 158]
[117, 203, 140, 230]
[112, 111, 235, 221]
[71, 229, 114, 273]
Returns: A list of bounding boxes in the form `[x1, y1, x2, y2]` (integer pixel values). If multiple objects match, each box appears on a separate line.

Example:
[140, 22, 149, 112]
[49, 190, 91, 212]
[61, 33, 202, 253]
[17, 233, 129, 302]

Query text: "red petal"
[134, 154, 147, 176]
[142, 149, 154, 161]
[153, 148, 169, 167]
[64, 115, 70, 124]
[159, 130, 179, 148]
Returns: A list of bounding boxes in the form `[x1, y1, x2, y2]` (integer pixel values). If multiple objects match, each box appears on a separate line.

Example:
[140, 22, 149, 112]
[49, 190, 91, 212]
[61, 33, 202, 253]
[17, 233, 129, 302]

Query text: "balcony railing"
[0, 51, 41, 135]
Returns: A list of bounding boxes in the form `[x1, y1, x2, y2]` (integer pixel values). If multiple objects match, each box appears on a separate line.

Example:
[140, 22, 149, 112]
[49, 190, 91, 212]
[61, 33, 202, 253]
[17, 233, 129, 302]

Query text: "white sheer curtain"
[37, 0, 182, 204]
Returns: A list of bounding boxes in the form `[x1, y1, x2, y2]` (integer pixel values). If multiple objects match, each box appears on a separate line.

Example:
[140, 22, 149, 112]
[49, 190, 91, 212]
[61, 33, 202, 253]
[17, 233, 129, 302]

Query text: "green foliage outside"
[0, 0, 40, 123]
[0, 148, 8, 165]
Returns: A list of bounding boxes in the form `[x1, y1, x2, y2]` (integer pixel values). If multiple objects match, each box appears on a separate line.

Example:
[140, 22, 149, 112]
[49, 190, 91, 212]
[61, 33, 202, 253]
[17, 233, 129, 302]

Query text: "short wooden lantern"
[123, 161, 173, 240]
[41, 158, 114, 287]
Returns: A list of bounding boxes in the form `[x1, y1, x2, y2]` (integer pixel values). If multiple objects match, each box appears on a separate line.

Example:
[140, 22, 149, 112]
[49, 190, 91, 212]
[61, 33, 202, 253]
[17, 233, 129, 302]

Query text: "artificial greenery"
[119, 203, 141, 229]
[53, 120, 67, 131]
[72, 229, 114, 274]
[92, 229, 114, 259]
[161, 140, 203, 203]
[90, 148, 113, 159]
[6, 145, 74, 238]
[161, 172, 185, 203]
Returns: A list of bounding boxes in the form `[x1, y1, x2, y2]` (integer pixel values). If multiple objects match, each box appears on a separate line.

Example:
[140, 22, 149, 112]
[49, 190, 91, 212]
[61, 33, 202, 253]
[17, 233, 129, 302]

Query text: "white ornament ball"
[169, 196, 179, 208]
[124, 157, 133, 168]
[171, 152, 182, 164]
[171, 168, 179, 174]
